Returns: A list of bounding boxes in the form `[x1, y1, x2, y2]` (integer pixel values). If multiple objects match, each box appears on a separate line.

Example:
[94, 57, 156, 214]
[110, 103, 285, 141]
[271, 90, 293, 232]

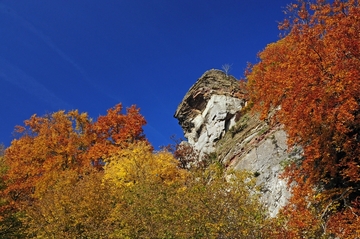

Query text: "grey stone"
[174, 69, 301, 217]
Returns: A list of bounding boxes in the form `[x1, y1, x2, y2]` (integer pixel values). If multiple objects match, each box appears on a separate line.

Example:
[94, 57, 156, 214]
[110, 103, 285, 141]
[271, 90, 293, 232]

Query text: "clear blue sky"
[0, 0, 291, 149]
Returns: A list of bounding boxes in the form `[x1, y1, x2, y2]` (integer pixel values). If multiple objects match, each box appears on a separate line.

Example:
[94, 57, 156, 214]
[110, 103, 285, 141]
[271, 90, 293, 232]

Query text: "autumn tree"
[3, 110, 92, 203]
[0, 155, 26, 238]
[23, 170, 114, 238]
[175, 164, 270, 238]
[247, 0, 360, 237]
[87, 104, 146, 163]
[103, 141, 187, 188]
[103, 141, 189, 238]
[164, 137, 202, 169]
[1, 103, 146, 237]
[104, 142, 270, 238]
[3, 103, 145, 203]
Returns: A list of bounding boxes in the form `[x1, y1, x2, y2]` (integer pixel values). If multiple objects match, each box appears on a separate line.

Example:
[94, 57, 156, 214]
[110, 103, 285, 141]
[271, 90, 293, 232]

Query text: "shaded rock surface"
[174, 69, 302, 216]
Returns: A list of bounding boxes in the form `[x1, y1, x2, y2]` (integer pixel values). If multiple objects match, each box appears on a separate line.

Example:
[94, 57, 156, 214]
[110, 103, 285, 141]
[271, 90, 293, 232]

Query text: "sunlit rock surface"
[174, 69, 246, 157]
[175, 69, 303, 216]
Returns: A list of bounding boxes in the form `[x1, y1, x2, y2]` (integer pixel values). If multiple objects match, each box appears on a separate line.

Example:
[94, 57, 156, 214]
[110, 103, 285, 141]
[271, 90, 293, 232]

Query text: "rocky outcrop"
[215, 114, 301, 217]
[174, 69, 301, 217]
[174, 69, 247, 157]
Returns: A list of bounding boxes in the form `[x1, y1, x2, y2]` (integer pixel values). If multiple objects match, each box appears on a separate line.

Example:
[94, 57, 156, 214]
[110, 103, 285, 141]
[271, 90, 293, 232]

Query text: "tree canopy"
[247, 0, 360, 237]
[0, 104, 271, 238]
[3, 104, 146, 207]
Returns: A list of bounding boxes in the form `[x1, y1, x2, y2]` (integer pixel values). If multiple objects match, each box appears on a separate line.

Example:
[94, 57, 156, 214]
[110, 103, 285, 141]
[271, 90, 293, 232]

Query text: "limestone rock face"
[233, 130, 290, 217]
[174, 69, 246, 156]
[218, 121, 297, 217]
[174, 69, 300, 217]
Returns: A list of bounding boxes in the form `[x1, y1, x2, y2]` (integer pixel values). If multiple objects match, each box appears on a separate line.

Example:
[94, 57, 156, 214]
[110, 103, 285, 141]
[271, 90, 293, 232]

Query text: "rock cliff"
[174, 69, 301, 217]
[174, 69, 247, 157]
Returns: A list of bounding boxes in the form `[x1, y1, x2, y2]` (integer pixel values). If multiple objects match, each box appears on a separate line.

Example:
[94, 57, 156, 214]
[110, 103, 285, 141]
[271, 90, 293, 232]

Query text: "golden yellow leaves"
[106, 153, 269, 238]
[24, 170, 114, 238]
[103, 141, 187, 187]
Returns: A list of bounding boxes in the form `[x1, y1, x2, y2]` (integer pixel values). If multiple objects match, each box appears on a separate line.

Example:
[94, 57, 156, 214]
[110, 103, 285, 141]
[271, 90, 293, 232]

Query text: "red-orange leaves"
[247, 0, 360, 237]
[327, 197, 360, 238]
[3, 103, 146, 207]
[87, 104, 147, 162]
[93, 104, 145, 145]
[4, 110, 91, 201]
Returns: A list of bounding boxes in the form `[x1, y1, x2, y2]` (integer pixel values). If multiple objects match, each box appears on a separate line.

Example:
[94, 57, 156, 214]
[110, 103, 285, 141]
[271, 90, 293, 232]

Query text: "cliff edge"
[174, 69, 301, 216]
[174, 69, 247, 157]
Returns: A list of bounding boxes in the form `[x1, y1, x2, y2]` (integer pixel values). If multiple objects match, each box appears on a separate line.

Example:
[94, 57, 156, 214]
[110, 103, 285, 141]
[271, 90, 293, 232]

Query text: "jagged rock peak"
[174, 69, 244, 122]
[174, 69, 247, 156]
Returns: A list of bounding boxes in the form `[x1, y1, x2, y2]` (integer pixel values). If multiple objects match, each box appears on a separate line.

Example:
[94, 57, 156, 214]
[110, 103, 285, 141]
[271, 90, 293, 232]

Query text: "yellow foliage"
[103, 141, 188, 187]
[23, 170, 114, 238]
[106, 156, 271, 238]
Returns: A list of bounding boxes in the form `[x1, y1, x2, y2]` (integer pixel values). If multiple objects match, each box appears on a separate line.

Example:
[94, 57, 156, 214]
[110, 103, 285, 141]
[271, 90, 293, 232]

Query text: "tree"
[23, 170, 114, 238]
[104, 142, 270, 238]
[247, 0, 360, 237]
[103, 141, 188, 238]
[87, 104, 146, 163]
[2, 104, 146, 224]
[4, 110, 92, 203]
[0, 155, 26, 238]
[175, 164, 270, 238]
[1, 103, 273, 237]
[103, 141, 188, 189]
[222, 63, 232, 77]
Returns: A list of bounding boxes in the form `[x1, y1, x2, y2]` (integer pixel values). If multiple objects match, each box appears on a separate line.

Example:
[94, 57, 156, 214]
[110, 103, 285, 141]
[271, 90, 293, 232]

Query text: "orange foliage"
[247, 0, 360, 237]
[86, 104, 146, 165]
[2, 104, 146, 207]
[327, 197, 360, 238]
